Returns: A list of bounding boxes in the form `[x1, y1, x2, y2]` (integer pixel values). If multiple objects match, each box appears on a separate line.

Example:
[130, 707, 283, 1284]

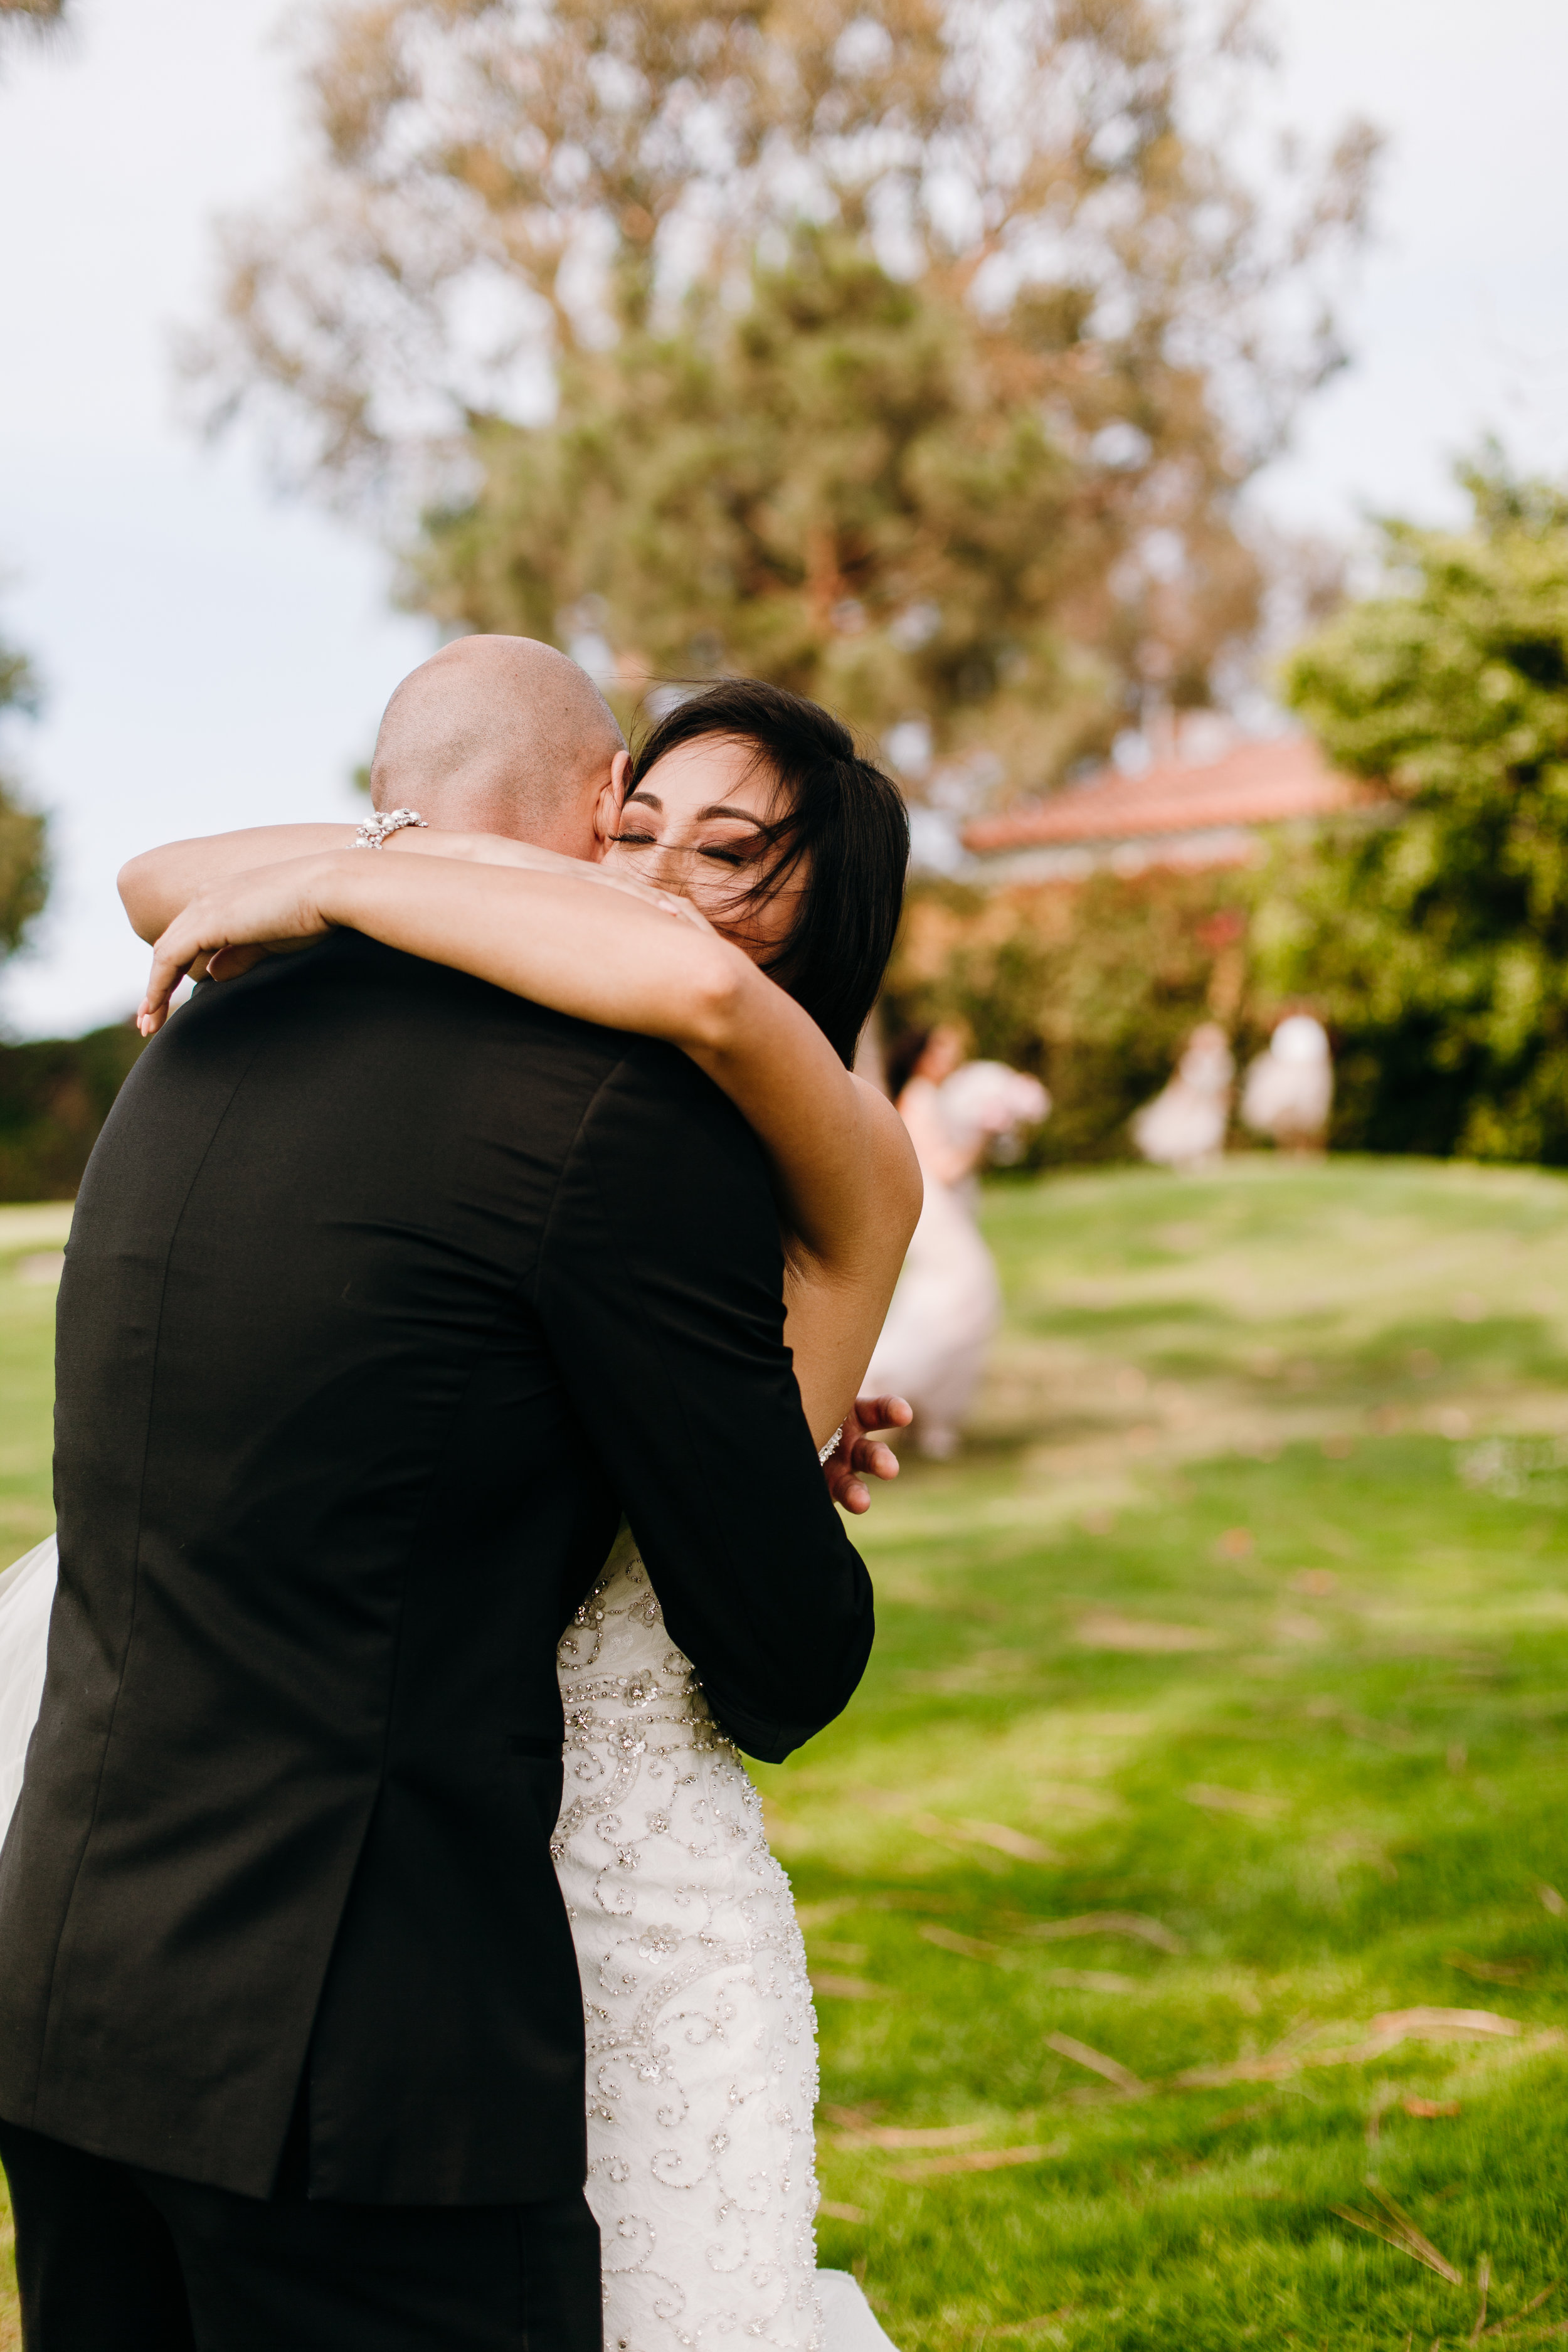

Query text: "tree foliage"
[0, 1024, 143, 1200]
[194, 0, 1376, 791]
[0, 630, 49, 970]
[411, 228, 1209, 778]
[1264, 455, 1568, 1162]
[0, 0, 67, 43]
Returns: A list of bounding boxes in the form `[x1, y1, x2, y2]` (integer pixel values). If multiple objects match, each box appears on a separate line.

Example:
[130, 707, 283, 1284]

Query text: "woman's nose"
[645, 843, 694, 894]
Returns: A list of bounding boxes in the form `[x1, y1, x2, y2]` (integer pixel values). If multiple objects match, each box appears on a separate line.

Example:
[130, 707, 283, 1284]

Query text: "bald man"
[0, 634, 876, 2351]
[368, 632, 627, 848]
[120, 634, 632, 921]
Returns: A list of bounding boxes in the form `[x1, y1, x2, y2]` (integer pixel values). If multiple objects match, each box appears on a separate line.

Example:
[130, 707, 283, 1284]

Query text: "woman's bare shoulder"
[852, 1075, 923, 1228]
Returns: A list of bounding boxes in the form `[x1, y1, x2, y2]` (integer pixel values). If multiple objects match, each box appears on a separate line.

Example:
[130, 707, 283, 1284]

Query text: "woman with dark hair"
[621, 677, 909, 1069]
[113, 676, 919, 2352]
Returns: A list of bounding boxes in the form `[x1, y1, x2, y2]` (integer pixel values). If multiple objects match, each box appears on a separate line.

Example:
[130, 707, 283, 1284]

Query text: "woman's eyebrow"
[623, 789, 662, 811]
[694, 803, 766, 825]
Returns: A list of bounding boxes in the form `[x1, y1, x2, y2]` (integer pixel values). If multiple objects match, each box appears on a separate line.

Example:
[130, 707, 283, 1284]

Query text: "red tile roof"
[963, 734, 1374, 854]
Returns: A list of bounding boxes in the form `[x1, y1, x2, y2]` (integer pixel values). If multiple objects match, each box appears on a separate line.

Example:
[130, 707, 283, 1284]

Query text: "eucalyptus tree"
[191, 0, 1378, 791]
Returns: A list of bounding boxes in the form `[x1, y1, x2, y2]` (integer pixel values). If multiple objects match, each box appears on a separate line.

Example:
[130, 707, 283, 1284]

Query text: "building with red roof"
[961, 729, 1382, 882]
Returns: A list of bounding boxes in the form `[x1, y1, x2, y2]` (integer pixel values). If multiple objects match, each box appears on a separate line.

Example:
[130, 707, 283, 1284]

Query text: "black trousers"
[0, 2118, 602, 2352]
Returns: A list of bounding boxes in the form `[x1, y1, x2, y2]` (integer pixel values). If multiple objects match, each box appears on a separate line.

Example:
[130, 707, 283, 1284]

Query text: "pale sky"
[1, 0, 1565, 1038]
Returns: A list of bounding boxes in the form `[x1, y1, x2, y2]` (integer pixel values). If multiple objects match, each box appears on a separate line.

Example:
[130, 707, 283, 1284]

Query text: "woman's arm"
[139, 852, 922, 1444]
[118, 822, 608, 945]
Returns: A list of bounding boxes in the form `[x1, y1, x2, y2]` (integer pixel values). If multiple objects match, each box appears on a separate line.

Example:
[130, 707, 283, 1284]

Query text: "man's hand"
[824, 1395, 913, 1515]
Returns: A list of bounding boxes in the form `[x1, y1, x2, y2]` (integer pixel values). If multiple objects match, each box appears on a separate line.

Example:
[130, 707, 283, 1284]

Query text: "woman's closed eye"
[613, 829, 766, 867]
[697, 837, 763, 868]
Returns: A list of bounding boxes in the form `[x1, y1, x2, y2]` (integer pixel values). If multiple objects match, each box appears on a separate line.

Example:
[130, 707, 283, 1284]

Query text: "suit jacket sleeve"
[534, 1038, 874, 1763]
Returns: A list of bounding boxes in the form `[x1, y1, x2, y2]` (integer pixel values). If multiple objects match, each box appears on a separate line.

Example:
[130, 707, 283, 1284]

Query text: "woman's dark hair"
[628, 679, 909, 1066]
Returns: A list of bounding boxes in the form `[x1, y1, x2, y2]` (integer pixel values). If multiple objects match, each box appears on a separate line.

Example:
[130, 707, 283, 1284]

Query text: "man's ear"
[591, 749, 632, 861]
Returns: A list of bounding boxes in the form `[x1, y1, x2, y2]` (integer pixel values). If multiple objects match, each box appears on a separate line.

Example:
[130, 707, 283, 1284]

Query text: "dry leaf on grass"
[1022, 1910, 1185, 1954]
[1480, 2279, 1563, 2335]
[1046, 2031, 1150, 2097]
[908, 1813, 1010, 1867]
[1076, 1613, 1224, 1652]
[1172, 2007, 1547, 2089]
[1328, 2185, 1463, 2284]
[832, 2122, 987, 2151]
[1370, 2007, 1525, 2041]
[1404, 2096, 1462, 2119]
[810, 1973, 891, 2001]
[1471, 2255, 1491, 2342]
[817, 2201, 867, 2225]
[1338, 1712, 1418, 1751]
[991, 2311, 1076, 2339]
[1446, 1952, 1536, 1984]
[955, 1820, 1060, 1863]
[920, 1924, 1009, 1964]
[888, 2139, 1069, 2182]
[1046, 1968, 1140, 1994]
[1185, 1783, 1290, 1820]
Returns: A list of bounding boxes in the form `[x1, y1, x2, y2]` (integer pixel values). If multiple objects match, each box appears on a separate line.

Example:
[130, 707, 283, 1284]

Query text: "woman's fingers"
[206, 943, 277, 983]
[852, 1395, 913, 1438]
[822, 1395, 911, 1512]
[139, 917, 205, 1035]
[136, 858, 342, 1037]
[850, 1438, 901, 1483]
[824, 1454, 873, 1514]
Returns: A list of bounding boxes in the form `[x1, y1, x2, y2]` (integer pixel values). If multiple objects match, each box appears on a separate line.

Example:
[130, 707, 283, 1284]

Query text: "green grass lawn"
[4, 1168, 1568, 2348]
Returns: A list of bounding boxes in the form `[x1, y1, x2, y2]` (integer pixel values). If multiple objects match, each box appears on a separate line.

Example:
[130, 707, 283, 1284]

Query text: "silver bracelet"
[818, 1425, 844, 1465]
[352, 807, 428, 849]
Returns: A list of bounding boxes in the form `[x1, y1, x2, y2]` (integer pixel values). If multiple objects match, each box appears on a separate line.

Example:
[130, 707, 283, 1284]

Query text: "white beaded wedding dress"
[0, 1532, 894, 2352]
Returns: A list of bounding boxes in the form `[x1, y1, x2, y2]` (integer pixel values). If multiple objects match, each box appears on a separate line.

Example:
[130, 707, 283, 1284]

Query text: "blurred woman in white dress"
[1241, 1013, 1333, 1152]
[866, 1026, 1049, 1458]
[1131, 1021, 1234, 1170]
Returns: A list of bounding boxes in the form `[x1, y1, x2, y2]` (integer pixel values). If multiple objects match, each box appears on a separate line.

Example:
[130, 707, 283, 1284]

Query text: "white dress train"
[0, 1534, 895, 2352]
[867, 1061, 1049, 1458]
[0, 1540, 59, 1834]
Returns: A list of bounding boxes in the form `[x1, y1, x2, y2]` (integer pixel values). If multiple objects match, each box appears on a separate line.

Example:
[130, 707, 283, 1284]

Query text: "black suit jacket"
[0, 936, 872, 2204]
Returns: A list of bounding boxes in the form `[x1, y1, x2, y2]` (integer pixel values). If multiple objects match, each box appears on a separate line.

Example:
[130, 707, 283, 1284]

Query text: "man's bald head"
[369, 635, 626, 855]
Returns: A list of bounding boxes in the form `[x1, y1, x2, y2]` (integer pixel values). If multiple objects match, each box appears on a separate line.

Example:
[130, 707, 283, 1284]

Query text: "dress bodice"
[553, 1524, 729, 1877]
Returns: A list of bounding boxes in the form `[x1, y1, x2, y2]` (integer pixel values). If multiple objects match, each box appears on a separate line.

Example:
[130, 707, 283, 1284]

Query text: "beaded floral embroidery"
[554, 1528, 822, 2352]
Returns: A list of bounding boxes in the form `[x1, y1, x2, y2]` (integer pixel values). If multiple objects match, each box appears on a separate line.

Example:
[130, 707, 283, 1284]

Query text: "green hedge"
[0, 1024, 145, 1201]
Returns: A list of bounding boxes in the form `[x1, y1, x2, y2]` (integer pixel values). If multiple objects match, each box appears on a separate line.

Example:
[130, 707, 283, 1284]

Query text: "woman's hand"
[137, 854, 346, 1036]
[822, 1394, 913, 1515]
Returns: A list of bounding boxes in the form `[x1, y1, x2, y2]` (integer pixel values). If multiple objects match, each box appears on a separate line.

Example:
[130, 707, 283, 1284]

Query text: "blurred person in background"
[1241, 1012, 1333, 1152]
[867, 1025, 1050, 1458]
[1131, 1021, 1234, 1170]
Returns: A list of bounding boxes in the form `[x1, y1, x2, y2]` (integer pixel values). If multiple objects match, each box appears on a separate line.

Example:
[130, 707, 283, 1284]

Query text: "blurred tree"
[0, 1, 60, 995]
[410, 231, 1126, 780]
[192, 0, 1377, 793]
[0, 630, 50, 969]
[0, 1025, 144, 1201]
[0, 0, 67, 36]
[1263, 450, 1568, 1162]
